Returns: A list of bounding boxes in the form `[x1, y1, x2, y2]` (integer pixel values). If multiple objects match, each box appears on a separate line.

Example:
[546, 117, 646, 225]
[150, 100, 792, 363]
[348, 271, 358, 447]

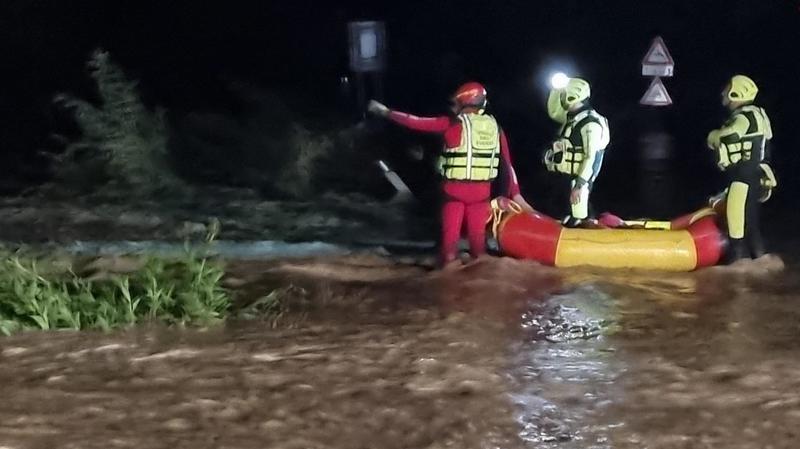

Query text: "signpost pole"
[347, 21, 387, 119]
[639, 36, 676, 216]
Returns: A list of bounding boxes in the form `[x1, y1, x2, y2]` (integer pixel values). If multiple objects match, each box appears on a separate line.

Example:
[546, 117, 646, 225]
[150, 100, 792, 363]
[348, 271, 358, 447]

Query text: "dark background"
[2, 0, 799, 217]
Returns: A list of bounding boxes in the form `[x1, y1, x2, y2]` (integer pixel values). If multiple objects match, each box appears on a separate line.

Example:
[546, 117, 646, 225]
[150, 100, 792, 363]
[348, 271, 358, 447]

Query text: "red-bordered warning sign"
[642, 36, 674, 77]
[640, 77, 673, 106]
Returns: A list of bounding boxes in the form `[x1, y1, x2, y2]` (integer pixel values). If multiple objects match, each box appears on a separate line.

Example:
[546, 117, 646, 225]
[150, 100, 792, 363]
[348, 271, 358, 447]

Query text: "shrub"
[51, 49, 186, 196]
[171, 83, 387, 200]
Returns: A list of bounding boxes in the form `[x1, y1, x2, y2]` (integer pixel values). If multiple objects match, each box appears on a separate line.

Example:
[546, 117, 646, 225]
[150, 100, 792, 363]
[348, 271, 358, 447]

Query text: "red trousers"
[440, 181, 492, 264]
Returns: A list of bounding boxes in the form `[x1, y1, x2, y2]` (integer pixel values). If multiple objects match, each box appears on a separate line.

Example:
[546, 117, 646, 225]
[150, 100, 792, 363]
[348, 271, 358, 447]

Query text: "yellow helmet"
[561, 78, 591, 108]
[727, 75, 758, 102]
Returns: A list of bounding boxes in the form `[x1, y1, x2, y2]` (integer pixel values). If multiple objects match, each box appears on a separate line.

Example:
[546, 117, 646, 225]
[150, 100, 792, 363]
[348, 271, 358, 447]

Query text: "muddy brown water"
[1, 255, 799, 449]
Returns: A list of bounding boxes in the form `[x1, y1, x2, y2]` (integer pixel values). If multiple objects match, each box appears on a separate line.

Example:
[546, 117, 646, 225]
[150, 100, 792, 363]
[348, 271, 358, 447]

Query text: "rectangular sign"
[642, 65, 674, 77]
[348, 21, 387, 73]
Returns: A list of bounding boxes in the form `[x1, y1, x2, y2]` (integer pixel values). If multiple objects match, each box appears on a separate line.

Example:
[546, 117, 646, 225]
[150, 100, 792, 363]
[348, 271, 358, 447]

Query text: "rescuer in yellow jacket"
[543, 78, 610, 227]
[706, 75, 775, 261]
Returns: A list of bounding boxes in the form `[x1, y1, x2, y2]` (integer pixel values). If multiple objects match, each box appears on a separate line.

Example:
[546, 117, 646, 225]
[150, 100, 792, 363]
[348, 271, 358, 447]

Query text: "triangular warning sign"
[642, 36, 674, 66]
[640, 77, 673, 106]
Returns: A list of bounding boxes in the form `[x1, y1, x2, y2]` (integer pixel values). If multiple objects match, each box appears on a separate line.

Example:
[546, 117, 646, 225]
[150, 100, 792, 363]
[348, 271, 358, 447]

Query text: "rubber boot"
[748, 236, 766, 259]
[727, 238, 750, 264]
[561, 216, 583, 228]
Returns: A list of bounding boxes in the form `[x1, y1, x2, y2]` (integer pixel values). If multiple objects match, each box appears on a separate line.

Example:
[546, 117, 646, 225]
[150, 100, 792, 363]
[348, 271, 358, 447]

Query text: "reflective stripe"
[717, 106, 770, 170]
[550, 109, 609, 176]
[461, 115, 473, 177]
[442, 113, 500, 181]
[570, 182, 590, 219]
[727, 181, 749, 239]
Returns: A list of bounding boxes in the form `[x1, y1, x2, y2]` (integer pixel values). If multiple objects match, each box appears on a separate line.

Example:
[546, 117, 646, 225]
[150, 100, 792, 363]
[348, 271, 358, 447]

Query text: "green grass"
[0, 251, 230, 336]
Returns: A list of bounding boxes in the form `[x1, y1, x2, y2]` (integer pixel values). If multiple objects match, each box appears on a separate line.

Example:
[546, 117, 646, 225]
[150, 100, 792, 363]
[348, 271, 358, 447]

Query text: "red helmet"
[452, 82, 488, 109]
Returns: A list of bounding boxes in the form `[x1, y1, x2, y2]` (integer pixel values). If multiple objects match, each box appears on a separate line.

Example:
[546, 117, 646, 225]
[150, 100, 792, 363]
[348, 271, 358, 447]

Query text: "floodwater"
[1, 254, 798, 449]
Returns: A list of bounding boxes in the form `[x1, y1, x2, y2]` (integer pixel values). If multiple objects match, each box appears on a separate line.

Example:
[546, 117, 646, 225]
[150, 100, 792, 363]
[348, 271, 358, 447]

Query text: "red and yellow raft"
[490, 199, 726, 271]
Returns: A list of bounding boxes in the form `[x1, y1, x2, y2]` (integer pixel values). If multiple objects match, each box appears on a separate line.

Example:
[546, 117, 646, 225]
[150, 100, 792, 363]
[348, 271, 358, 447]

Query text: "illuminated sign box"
[348, 21, 386, 73]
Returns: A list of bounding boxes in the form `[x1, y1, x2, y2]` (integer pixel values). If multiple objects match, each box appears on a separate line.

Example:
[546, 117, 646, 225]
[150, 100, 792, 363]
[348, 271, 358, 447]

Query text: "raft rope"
[488, 198, 523, 239]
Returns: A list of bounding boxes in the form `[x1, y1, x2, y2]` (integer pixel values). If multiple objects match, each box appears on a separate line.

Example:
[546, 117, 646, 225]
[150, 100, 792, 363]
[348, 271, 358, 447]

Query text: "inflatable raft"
[490, 199, 727, 271]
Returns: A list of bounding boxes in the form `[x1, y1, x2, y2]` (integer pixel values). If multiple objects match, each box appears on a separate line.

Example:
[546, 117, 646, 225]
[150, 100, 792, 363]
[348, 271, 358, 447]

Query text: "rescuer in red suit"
[368, 82, 532, 267]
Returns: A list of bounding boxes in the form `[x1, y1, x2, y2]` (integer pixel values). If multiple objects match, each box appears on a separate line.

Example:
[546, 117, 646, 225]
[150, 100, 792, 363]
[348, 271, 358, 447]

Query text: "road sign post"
[347, 21, 387, 117]
[638, 37, 676, 213]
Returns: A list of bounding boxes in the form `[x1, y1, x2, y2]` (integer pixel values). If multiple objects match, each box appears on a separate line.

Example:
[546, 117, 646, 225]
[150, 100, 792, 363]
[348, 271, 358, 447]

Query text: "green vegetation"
[0, 251, 229, 336]
[51, 49, 186, 196]
[47, 49, 382, 201]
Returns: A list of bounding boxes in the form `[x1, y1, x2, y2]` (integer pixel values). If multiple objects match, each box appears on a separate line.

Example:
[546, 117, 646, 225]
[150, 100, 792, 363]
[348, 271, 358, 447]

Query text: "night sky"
[2, 0, 799, 213]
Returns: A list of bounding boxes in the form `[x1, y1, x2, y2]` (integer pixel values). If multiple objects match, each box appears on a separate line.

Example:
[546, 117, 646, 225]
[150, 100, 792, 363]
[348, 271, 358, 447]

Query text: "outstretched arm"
[386, 111, 452, 133]
[368, 99, 451, 133]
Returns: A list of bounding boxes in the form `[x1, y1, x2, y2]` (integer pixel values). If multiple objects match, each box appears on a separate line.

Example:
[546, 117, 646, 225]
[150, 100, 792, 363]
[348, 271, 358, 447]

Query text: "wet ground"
[1, 254, 799, 449]
[0, 188, 427, 244]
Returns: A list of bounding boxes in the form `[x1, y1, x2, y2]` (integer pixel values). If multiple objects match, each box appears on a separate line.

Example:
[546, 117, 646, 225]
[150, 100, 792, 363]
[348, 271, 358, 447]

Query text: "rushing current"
[0, 253, 797, 449]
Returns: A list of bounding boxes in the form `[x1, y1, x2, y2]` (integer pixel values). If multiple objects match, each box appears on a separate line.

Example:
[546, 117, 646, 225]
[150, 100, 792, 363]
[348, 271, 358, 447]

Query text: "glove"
[759, 163, 777, 203]
[367, 100, 390, 117]
[543, 140, 567, 172]
[543, 148, 556, 172]
[759, 163, 777, 189]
